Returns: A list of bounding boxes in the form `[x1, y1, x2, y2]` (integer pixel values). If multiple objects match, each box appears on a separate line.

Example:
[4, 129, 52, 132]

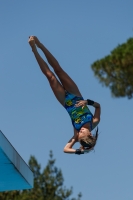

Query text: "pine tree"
[91, 38, 133, 99]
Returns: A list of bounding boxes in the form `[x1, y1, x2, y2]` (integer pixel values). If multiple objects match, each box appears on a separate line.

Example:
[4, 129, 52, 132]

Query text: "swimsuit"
[64, 91, 93, 131]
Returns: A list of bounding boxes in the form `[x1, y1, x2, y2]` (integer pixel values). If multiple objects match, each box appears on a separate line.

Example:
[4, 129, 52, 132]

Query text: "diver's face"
[78, 127, 92, 140]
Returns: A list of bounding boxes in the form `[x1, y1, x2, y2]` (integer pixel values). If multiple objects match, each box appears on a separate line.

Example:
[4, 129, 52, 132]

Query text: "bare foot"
[28, 36, 36, 50]
[32, 36, 41, 47]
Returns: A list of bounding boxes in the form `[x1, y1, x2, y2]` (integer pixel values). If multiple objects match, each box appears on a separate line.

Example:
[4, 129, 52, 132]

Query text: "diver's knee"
[47, 72, 55, 82]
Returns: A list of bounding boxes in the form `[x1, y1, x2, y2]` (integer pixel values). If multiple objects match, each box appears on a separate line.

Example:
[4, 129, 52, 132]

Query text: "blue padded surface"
[0, 130, 33, 192]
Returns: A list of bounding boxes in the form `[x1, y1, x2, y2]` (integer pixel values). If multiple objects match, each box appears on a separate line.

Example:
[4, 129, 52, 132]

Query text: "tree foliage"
[91, 38, 133, 99]
[0, 151, 82, 200]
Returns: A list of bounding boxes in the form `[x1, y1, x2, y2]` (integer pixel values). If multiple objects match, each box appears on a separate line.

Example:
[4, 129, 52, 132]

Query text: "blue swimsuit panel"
[64, 91, 93, 131]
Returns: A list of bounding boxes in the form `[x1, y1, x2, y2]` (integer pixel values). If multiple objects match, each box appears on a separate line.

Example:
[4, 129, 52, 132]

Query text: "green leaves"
[91, 38, 133, 99]
[0, 151, 82, 200]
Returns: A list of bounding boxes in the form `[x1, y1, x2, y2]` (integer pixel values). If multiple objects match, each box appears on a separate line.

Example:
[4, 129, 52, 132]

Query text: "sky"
[0, 1, 133, 199]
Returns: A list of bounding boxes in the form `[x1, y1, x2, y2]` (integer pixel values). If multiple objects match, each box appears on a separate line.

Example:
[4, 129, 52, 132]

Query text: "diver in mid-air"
[28, 36, 101, 155]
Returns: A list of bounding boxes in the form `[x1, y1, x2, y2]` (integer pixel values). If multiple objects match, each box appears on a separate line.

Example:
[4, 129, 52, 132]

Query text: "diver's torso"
[64, 91, 93, 131]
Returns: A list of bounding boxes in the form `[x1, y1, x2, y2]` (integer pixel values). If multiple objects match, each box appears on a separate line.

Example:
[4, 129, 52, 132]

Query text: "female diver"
[28, 36, 101, 155]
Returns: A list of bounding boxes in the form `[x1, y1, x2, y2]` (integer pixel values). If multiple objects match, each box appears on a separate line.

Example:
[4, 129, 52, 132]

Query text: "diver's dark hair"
[80, 127, 98, 149]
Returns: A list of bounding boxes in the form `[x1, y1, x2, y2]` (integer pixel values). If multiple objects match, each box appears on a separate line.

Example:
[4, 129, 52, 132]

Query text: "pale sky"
[0, 1, 133, 199]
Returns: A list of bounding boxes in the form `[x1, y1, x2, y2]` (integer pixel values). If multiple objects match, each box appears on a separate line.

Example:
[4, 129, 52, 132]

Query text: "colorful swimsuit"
[64, 91, 93, 131]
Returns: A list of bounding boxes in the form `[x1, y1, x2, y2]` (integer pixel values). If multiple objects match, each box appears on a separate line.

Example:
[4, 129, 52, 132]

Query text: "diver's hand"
[75, 100, 87, 109]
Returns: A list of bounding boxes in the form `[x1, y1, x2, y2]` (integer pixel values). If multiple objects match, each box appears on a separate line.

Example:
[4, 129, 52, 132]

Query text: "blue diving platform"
[0, 130, 33, 192]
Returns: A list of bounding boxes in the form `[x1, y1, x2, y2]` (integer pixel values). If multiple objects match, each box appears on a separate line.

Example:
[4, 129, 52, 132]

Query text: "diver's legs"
[28, 37, 65, 105]
[34, 36, 82, 97]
